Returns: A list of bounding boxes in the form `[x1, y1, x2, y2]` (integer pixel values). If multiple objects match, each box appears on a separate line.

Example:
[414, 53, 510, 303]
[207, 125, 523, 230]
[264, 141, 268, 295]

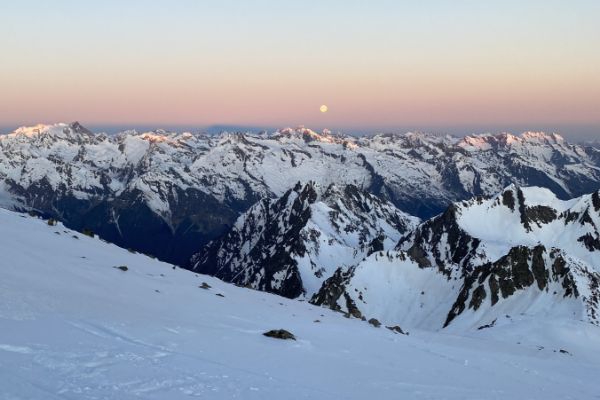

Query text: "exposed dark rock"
[477, 319, 497, 330]
[517, 188, 531, 231]
[488, 276, 500, 306]
[469, 285, 487, 310]
[444, 245, 584, 327]
[386, 325, 407, 335]
[344, 293, 364, 319]
[310, 267, 355, 311]
[191, 182, 318, 298]
[399, 204, 480, 275]
[578, 233, 600, 251]
[550, 255, 579, 298]
[263, 329, 296, 340]
[367, 234, 385, 256]
[531, 247, 549, 290]
[368, 318, 381, 328]
[525, 205, 558, 227]
[502, 190, 515, 211]
[592, 191, 600, 212]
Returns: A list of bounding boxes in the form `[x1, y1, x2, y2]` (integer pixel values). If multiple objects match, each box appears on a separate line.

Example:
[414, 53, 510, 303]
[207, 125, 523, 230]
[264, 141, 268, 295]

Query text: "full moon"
[320, 105, 328, 113]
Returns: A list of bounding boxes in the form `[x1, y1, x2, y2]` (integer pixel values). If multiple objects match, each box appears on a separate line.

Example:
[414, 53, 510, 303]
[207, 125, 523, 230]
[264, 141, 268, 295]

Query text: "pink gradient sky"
[1, 1, 599, 136]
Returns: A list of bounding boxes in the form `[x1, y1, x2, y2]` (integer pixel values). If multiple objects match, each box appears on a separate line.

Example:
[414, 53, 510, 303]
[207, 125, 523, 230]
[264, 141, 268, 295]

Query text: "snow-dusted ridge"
[2, 207, 600, 399]
[311, 185, 600, 331]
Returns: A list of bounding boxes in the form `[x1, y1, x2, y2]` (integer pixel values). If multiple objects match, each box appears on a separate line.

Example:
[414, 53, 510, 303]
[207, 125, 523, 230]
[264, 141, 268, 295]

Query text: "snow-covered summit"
[272, 126, 346, 144]
[457, 131, 566, 152]
[521, 131, 565, 144]
[4, 122, 96, 146]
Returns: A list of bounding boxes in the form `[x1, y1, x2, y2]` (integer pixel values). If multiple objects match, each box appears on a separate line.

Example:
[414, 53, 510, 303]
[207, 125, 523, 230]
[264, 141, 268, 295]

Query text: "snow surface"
[2, 209, 600, 399]
[341, 252, 461, 331]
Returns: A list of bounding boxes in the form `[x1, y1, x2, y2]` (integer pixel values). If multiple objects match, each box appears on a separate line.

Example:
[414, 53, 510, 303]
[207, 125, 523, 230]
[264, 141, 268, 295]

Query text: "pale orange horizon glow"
[1, 1, 599, 136]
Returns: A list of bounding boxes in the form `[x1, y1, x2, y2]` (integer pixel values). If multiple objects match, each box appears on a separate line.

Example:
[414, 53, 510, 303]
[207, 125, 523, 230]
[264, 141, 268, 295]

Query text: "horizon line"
[1, 121, 598, 141]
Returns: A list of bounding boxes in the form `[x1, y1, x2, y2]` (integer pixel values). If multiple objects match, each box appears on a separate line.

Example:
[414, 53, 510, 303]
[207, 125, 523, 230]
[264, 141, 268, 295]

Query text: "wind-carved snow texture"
[191, 182, 419, 298]
[2, 208, 600, 399]
[2, 122, 600, 265]
[311, 186, 600, 331]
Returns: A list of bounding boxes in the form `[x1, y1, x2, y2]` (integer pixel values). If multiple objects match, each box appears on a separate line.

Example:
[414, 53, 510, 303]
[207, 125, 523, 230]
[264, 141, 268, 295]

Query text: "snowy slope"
[192, 182, 418, 298]
[313, 186, 600, 331]
[2, 208, 600, 399]
[2, 122, 600, 266]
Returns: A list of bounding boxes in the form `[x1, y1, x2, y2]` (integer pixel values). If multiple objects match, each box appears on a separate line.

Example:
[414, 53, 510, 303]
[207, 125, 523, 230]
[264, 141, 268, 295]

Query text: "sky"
[0, 0, 599, 138]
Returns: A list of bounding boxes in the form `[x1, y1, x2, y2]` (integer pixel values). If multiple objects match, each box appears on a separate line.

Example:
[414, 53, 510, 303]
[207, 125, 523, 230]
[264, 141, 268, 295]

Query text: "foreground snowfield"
[1, 209, 600, 399]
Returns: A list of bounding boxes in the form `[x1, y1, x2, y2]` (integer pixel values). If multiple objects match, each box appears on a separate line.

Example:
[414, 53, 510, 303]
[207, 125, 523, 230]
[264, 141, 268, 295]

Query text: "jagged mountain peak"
[457, 132, 517, 150]
[520, 131, 565, 144]
[409, 185, 600, 268]
[129, 130, 201, 146]
[457, 131, 566, 152]
[11, 122, 66, 137]
[69, 121, 93, 135]
[271, 126, 349, 144]
[460, 184, 572, 213]
[365, 131, 457, 149]
[192, 181, 419, 298]
[7, 121, 93, 139]
[393, 183, 600, 278]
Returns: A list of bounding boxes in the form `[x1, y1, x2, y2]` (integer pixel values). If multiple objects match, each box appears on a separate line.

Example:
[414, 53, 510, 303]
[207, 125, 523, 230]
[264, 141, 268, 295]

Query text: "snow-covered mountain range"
[1, 122, 599, 329]
[1, 122, 599, 266]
